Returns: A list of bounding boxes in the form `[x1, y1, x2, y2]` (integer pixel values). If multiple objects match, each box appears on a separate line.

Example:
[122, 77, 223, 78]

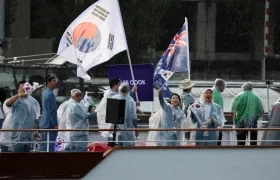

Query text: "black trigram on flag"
[66, 31, 73, 47]
[108, 33, 114, 50]
[92, 5, 109, 21]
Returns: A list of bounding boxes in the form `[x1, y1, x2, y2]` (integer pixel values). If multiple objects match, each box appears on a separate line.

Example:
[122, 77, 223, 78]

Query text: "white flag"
[57, 0, 128, 80]
[84, 91, 88, 101]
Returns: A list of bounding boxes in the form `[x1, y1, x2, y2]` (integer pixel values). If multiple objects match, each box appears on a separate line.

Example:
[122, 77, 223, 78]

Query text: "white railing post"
[47, 131, 50, 152]
[248, 131, 251, 146]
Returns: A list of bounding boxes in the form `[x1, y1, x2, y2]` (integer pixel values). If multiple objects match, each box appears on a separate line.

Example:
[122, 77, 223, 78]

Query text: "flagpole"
[185, 17, 191, 80]
[126, 49, 139, 102]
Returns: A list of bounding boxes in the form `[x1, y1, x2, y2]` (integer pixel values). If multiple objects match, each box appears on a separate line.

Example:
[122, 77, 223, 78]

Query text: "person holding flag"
[150, 20, 190, 145]
[4, 81, 40, 152]
[187, 89, 225, 146]
[147, 88, 187, 146]
[95, 78, 137, 142]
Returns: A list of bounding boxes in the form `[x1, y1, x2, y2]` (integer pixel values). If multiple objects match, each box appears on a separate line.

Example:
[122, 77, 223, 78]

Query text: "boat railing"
[0, 121, 279, 152]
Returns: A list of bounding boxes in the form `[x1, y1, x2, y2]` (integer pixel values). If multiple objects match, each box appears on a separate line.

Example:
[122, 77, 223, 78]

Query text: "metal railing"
[0, 121, 279, 152]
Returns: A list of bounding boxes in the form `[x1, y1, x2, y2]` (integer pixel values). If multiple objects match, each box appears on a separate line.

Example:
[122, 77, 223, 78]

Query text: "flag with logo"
[57, 0, 128, 80]
[154, 22, 190, 98]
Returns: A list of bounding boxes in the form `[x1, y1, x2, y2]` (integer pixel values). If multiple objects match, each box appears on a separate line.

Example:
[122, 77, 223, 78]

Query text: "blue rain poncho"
[187, 89, 225, 146]
[147, 92, 188, 146]
[9, 96, 39, 144]
[111, 83, 136, 146]
[56, 96, 94, 152]
[96, 87, 137, 139]
[0, 99, 13, 147]
[0, 84, 40, 148]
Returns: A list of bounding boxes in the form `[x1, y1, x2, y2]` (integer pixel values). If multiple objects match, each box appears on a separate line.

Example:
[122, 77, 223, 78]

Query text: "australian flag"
[154, 23, 189, 98]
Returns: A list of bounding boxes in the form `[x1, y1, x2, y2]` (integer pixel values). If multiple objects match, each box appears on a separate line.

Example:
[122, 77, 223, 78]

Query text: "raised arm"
[129, 86, 137, 100]
[158, 89, 168, 110]
[6, 93, 26, 107]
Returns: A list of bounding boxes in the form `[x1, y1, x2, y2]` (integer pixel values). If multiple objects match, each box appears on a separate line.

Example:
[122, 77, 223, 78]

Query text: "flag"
[84, 91, 88, 101]
[57, 0, 128, 80]
[154, 23, 189, 98]
[22, 82, 33, 94]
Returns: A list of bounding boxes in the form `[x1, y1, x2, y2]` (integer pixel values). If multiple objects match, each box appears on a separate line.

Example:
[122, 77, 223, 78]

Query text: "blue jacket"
[40, 88, 58, 128]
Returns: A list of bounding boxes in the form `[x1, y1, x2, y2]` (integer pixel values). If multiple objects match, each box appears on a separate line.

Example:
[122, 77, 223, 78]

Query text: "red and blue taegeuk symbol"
[73, 22, 101, 53]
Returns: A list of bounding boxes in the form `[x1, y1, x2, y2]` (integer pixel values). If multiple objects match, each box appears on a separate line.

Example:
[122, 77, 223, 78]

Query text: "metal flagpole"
[266, 83, 270, 109]
[262, 0, 270, 80]
[185, 17, 191, 80]
[126, 49, 139, 102]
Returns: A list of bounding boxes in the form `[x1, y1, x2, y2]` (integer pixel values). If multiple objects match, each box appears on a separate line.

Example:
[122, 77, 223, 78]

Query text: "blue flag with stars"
[154, 23, 189, 98]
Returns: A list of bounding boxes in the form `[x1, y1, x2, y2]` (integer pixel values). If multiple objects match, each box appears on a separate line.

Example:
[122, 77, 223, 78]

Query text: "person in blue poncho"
[112, 83, 137, 146]
[59, 89, 95, 152]
[95, 78, 138, 142]
[5, 81, 40, 152]
[147, 88, 187, 146]
[187, 89, 225, 146]
[40, 74, 58, 152]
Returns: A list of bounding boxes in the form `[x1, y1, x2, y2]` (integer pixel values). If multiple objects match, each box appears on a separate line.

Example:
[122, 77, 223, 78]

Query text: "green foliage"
[272, 1, 280, 54]
[31, 0, 96, 50]
[4, 0, 18, 36]
[216, 0, 262, 52]
[119, 0, 180, 59]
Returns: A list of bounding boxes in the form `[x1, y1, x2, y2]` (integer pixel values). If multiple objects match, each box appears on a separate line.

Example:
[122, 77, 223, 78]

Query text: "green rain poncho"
[212, 88, 224, 109]
[231, 90, 264, 127]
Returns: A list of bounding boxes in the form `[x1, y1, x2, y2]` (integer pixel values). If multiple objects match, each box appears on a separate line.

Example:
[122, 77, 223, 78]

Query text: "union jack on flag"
[154, 23, 189, 98]
[163, 31, 187, 58]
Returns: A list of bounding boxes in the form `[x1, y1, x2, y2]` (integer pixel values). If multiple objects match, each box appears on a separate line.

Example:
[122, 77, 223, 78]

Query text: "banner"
[57, 0, 128, 80]
[107, 64, 154, 101]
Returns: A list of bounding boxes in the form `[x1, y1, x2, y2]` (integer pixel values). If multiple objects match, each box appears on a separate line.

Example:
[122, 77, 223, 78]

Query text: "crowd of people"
[146, 79, 264, 146]
[96, 78, 265, 147]
[0, 75, 138, 152]
[0, 74, 267, 152]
